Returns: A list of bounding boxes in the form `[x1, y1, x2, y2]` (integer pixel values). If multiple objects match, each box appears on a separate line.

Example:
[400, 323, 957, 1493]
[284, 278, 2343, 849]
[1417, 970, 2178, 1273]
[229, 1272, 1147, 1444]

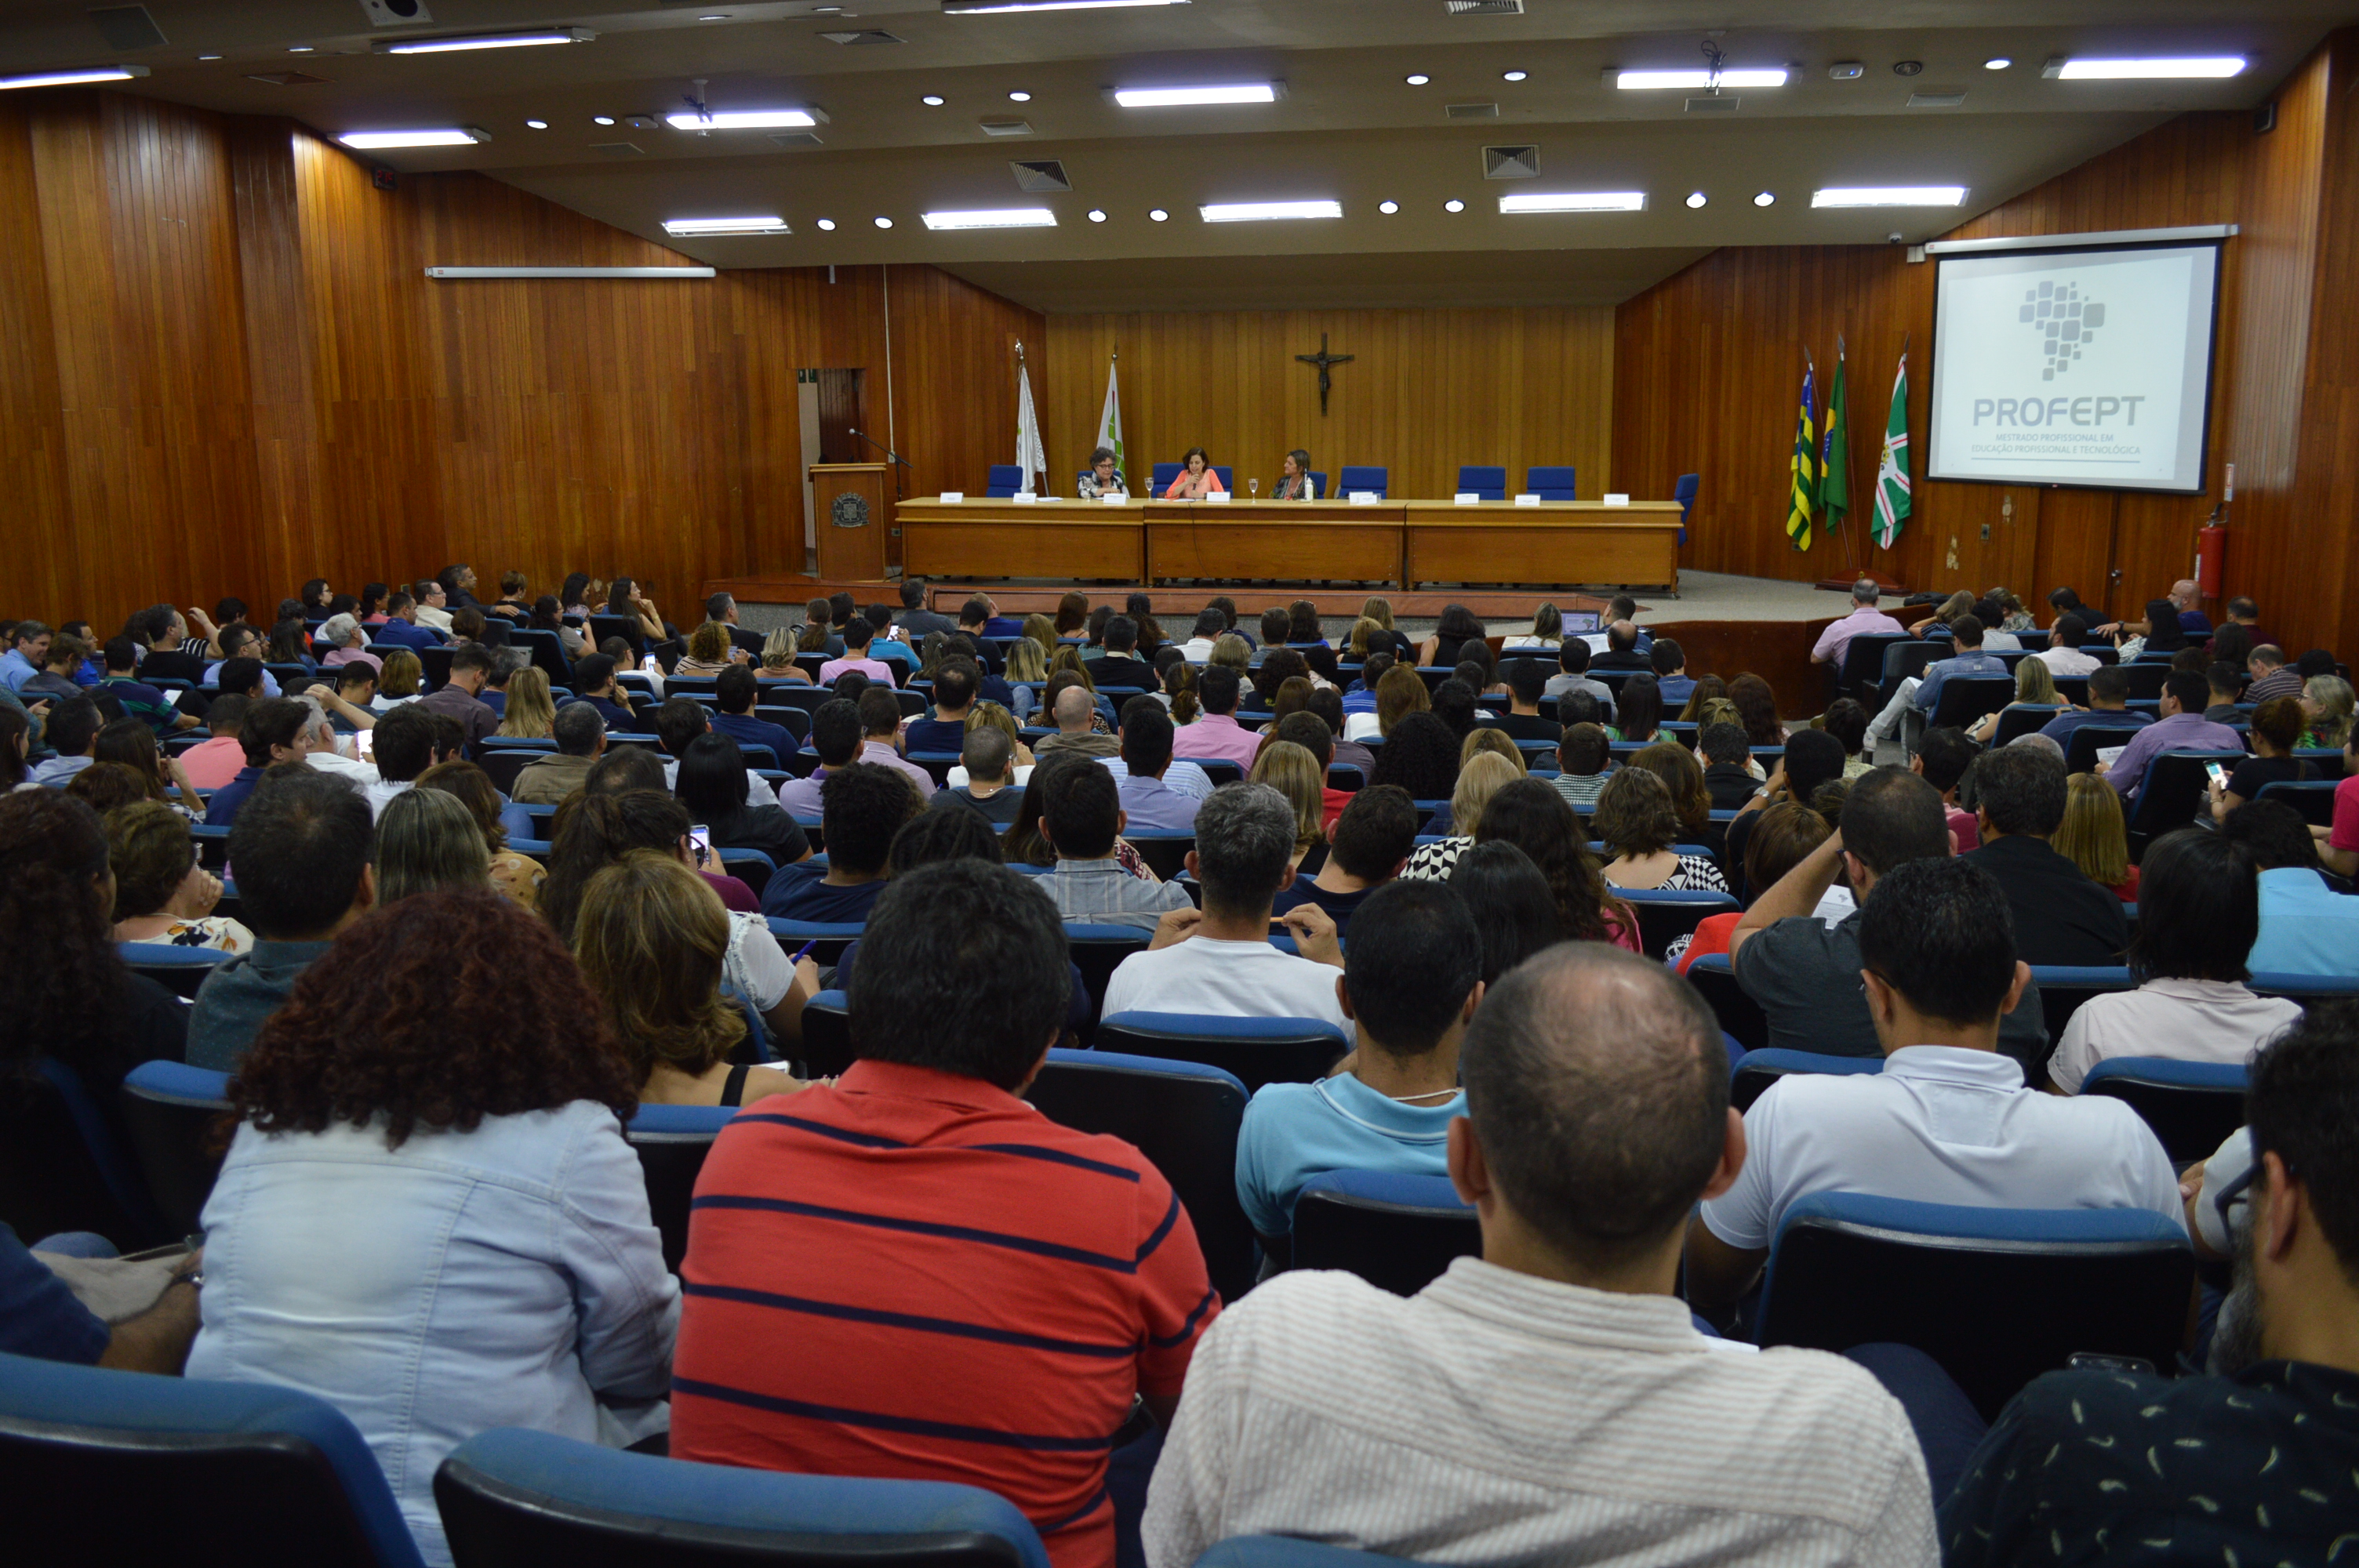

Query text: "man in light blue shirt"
[1234, 879, 1485, 1241]
[1116, 706, 1203, 833]
[2223, 801, 2359, 981]
[1910, 615, 2008, 714]
[0, 620, 49, 694]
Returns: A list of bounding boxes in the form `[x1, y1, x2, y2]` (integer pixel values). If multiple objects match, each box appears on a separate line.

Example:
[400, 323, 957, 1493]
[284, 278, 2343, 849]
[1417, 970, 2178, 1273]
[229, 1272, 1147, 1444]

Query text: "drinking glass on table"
[1249, 478, 1259, 499]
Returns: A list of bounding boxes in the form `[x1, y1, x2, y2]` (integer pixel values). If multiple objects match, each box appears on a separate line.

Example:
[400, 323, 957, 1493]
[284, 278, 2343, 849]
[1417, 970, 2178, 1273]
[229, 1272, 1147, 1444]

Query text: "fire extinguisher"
[2196, 508, 2226, 600]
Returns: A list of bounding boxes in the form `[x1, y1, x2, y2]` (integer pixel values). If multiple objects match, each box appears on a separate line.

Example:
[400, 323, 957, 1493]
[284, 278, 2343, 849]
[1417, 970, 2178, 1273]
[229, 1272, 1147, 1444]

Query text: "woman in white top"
[1501, 601, 1565, 652]
[2048, 830, 2303, 1093]
[1591, 766, 1730, 894]
[187, 890, 678, 1567]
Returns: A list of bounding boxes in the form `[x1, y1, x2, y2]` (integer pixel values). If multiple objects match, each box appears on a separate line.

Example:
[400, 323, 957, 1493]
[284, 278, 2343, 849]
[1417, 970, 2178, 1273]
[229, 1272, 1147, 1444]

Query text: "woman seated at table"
[1164, 447, 1225, 499]
[1078, 445, 1125, 499]
[1272, 448, 1315, 500]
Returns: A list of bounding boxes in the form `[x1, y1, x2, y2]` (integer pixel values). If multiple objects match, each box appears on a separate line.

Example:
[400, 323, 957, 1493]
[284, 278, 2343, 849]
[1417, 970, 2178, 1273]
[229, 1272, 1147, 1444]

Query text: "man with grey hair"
[289, 691, 381, 791]
[1145, 943, 1937, 1568]
[1100, 782, 1347, 1030]
[316, 613, 382, 677]
[1812, 579, 1906, 669]
[1035, 683, 1118, 760]
[511, 701, 607, 804]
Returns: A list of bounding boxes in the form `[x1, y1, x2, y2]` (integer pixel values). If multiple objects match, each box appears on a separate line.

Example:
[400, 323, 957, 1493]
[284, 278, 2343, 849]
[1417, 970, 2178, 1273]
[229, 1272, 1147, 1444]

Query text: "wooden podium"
[811, 463, 892, 580]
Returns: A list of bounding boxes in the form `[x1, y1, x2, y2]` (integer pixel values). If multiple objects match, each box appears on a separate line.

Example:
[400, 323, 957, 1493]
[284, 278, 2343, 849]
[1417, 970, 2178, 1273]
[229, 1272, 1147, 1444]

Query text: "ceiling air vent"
[1908, 90, 1968, 107]
[1685, 96, 1741, 113]
[979, 118, 1033, 136]
[88, 5, 167, 50]
[245, 71, 326, 85]
[589, 141, 645, 157]
[768, 130, 823, 147]
[1445, 0, 1524, 13]
[1446, 102, 1499, 119]
[1011, 159, 1070, 191]
[820, 29, 904, 44]
[1482, 145, 1538, 179]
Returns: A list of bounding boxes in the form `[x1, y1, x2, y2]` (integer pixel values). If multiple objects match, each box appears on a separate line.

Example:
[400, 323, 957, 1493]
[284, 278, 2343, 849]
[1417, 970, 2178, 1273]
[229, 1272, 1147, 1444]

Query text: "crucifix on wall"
[1295, 332, 1354, 415]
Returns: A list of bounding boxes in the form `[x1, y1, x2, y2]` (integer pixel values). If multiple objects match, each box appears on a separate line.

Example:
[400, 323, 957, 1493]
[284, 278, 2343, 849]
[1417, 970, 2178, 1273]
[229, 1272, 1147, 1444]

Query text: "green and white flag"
[1873, 350, 1912, 548]
[1095, 353, 1125, 485]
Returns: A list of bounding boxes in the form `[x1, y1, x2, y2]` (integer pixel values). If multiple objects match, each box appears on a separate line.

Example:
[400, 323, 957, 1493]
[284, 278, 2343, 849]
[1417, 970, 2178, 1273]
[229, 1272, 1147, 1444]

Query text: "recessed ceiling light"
[0, 64, 149, 89]
[1200, 199, 1341, 223]
[1087, 208, 1107, 222]
[1500, 191, 1646, 213]
[1405, 74, 1429, 85]
[663, 216, 789, 235]
[1378, 199, 1399, 214]
[1502, 70, 1527, 82]
[812, 4, 843, 11]
[1008, 90, 1032, 102]
[594, 115, 616, 125]
[1812, 186, 1967, 207]
[816, 217, 837, 230]
[337, 129, 485, 149]
[923, 208, 1057, 229]
[1984, 57, 2012, 71]
[378, 28, 594, 53]
[1754, 190, 1776, 206]
[1685, 190, 1707, 209]
[1444, 198, 1465, 212]
[1615, 67, 1786, 89]
[1148, 207, 1169, 221]
[1114, 83, 1277, 107]
[874, 216, 893, 228]
[2047, 56, 2246, 79]
[666, 108, 819, 129]
[525, 118, 549, 129]
[922, 94, 945, 105]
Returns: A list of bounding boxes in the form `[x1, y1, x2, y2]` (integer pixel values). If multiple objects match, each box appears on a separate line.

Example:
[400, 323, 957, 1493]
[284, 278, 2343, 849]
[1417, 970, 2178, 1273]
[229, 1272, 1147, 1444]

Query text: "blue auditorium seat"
[624, 1103, 735, 1273]
[119, 941, 231, 999]
[1093, 1011, 1347, 1093]
[1728, 1047, 1883, 1112]
[984, 464, 1024, 497]
[118, 1059, 233, 1236]
[1524, 465, 1578, 499]
[1305, 469, 1327, 498]
[1674, 470, 1699, 543]
[1289, 1170, 1479, 1295]
[1197, 1540, 1409, 1568]
[1337, 464, 1389, 498]
[2080, 1056, 2250, 1163]
[1456, 465, 1507, 500]
[1612, 887, 1739, 958]
[1151, 462, 1182, 491]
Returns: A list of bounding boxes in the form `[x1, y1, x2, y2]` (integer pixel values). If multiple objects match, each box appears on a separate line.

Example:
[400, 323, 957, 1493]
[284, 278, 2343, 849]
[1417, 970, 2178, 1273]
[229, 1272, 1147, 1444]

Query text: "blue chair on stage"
[984, 464, 1024, 498]
[1525, 465, 1579, 499]
[1151, 462, 1181, 491]
[1456, 465, 1507, 500]
[1674, 471, 1699, 543]
[1306, 470, 1328, 498]
[1338, 464, 1389, 498]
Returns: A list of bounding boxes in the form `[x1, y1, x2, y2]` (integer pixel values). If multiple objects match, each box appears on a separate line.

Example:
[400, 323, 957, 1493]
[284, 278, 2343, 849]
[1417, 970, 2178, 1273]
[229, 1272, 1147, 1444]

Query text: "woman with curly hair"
[415, 760, 546, 909]
[1623, 739, 1721, 858]
[1473, 776, 1641, 952]
[0, 792, 187, 1096]
[1251, 647, 1310, 710]
[672, 621, 738, 679]
[187, 889, 678, 1566]
[105, 799, 249, 951]
[1430, 678, 1479, 742]
[1593, 766, 1731, 893]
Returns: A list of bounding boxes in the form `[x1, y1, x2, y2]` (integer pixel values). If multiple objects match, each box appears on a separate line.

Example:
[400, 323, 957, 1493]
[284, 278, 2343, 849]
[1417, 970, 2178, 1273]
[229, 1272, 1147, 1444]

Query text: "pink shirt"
[1163, 468, 1227, 499]
[820, 657, 897, 688]
[860, 739, 937, 799]
[178, 734, 249, 791]
[1170, 712, 1263, 770]
[1811, 605, 1906, 666]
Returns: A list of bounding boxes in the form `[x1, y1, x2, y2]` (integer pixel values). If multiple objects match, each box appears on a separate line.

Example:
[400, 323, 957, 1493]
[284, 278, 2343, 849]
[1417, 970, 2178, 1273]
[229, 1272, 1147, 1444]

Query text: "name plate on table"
[1349, 491, 1381, 504]
[1604, 492, 1631, 506]
[1101, 492, 1128, 504]
[1453, 492, 1481, 505]
[939, 491, 965, 503]
[1205, 491, 1231, 504]
[1514, 493, 1541, 506]
[1010, 492, 1038, 505]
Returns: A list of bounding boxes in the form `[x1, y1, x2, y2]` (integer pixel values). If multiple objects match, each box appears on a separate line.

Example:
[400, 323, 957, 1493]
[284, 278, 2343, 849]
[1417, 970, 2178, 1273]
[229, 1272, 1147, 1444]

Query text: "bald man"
[1034, 682, 1119, 761]
[1145, 943, 1937, 1567]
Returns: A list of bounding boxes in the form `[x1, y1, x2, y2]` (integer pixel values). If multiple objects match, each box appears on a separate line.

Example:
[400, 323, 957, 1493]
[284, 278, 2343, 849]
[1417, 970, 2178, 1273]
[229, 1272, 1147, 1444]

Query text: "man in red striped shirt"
[673, 858, 1218, 1568]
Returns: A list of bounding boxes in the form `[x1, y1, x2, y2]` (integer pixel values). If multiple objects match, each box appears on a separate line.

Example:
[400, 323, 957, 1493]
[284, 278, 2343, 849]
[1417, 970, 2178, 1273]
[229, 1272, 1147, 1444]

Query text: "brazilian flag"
[1820, 345, 1850, 535]
[1786, 361, 1819, 550]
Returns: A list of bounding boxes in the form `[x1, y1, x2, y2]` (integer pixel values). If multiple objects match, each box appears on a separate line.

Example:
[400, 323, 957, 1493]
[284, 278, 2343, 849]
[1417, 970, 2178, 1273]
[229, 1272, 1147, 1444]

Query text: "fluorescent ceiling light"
[946, 0, 1186, 12]
[1115, 83, 1276, 107]
[2048, 56, 2245, 79]
[1754, 190, 1776, 206]
[1812, 185, 1966, 207]
[1443, 198, 1464, 212]
[338, 129, 485, 149]
[1200, 199, 1341, 223]
[380, 28, 594, 53]
[921, 94, 945, 105]
[1500, 191, 1645, 213]
[0, 64, 148, 89]
[525, 118, 549, 129]
[1087, 209, 1107, 222]
[665, 108, 818, 129]
[1615, 67, 1787, 89]
[921, 208, 1057, 229]
[1405, 74, 1429, 85]
[663, 216, 790, 235]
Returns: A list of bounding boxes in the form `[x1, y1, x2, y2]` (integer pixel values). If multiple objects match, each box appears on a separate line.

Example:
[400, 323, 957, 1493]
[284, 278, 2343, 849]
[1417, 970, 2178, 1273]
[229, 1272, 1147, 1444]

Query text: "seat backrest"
[589, 613, 645, 659]
[2026, 965, 2137, 1044]
[1455, 465, 1507, 499]
[1197, 1539, 1412, 1568]
[0, 1058, 170, 1250]
[2121, 662, 2172, 701]
[1880, 640, 1942, 684]
[625, 1104, 733, 1272]
[1194, 760, 1244, 787]
[1925, 675, 2017, 731]
[1151, 462, 1182, 489]
[1681, 954, 1766, 1051]
[118, 1060, 234, 1237]
[434, 1426, 1048, 1568]
[1755, 1192, 2194, 1420]
[1835, 632, 1908, 694]
[1212, 465, 1235, 490]
[1524, 465, 1578, 499]
[0, 1351, 425, 1568]
[1673, 470, 1699, 510]
[509, 626, 572, 683]
[1061, 924, 1152, 1026]
[1993, 704, 2066, 747]
[120, 942, 231, 1000]
[474, 748, 538, 796]
[1290, 1170, 1479, 1295]
[2255, 777, 2339, 826]
[2125, 750, 2249, 842]
[1305, 470, 1327, 499]
[763, 919, 865, 967]
[2081, 1056, 2250, 1162]
[984, 464, 1024, 498]
[1337, 465, 1388, 498]
[797, 989, 855, 1077]
[1613, 887, 1739, 959]
[1122, 831, 1194, 881]
[1729, 1048, 1883, 1112]
[1093, 1011, 1347, 1094]
[1026, 1048, 1255, 1304]
[2063, 723, 2150, 776]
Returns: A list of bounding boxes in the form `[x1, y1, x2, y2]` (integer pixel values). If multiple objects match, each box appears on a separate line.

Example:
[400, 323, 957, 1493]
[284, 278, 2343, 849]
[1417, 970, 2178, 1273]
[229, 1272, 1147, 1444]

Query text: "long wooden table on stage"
[1144, 499, 1404, 584]
[898, 498, 1147, 582]
[1402, 501, 1684, 591]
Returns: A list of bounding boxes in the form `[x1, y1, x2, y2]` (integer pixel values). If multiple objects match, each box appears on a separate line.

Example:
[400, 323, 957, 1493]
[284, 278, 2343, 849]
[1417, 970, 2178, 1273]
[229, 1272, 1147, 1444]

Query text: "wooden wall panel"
[884, 263, 1046, 507]
[1039, 307, 1612, 503]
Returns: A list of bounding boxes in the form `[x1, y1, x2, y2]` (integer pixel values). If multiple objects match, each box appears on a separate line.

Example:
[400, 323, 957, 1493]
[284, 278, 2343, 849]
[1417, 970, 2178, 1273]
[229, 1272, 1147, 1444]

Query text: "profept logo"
[2019, 279, 2105, 382]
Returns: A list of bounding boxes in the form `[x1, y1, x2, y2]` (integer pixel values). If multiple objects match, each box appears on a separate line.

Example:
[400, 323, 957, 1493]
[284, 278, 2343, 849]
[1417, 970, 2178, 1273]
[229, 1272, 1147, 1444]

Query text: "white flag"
[1014, 355, 1045, 495]
[1095, 354, 1125, 485]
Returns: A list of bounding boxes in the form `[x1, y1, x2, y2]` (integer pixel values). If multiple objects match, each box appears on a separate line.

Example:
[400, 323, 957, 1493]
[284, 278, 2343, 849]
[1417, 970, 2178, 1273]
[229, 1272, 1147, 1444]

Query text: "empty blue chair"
[1455, 465, 1507, 500]
[1754, 1193, 2194, 1419]
[1094, 1012, 1347, 1094]
[1, 1057, 172, 1249]
[2081, 1056, 2249, 1163]
[714, 847, 778, 898]
[118, 1060, 234, 1236]
[434, 1425, 1048, 1568]
[2255, 777, 2339, 826]
[1673, 470, 1699, 543]
[1212, 465, 1235, 490]
[1524, 465, 1578, 499]
[1337, 464, 1388, 499]
[1289, 1170, 1478, 1295]
[624, 1103, 735, 1273]
[1729, 1048, 1882, 1112]
[984, 464, 1024, 498]
[1612, 887, 1739, 959]
[0, 1351, 426, 1567]
[1151, 461, 1182, 491]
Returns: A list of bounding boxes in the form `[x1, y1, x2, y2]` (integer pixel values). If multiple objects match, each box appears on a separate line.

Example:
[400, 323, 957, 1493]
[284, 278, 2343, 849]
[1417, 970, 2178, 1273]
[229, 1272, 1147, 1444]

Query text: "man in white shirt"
[410, 577, 455, 632]
[1688, 856, 2183, 1316]
[2034, 614, 2101, 678]
[1100, 782, 1348, 1033]
[1146, 942, 1939, 1568]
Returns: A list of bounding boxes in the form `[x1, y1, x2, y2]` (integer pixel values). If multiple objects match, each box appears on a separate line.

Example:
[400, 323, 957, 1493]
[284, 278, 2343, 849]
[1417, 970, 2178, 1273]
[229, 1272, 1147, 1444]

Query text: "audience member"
[1670, 801, 1833, 974]
[1038, 683, 1120, 763]
[1148, 942, 1938, 1568]
[371, 786, 490, 905]
[1038, 757, 1192, 931]
[2103, 671, 2245, 800]
[2035, 614, 2099, 677]
[1400, 750, 1520, 880]
[1271, 783, 1417, 932]
[105, 799, 249, 951]
[676, 731, 810, 869]
[1543, 637, 1615, 719]
[201, 697, 312, 826]
[759, 764, 918, 924]
[1694, 722, 1755, 811]
[1367, 709, 1459, 804]
[1492, 659, 1561, 742]
[1172, 663, 1263, 770]
[1545, 721, 1609, 812]
[932, 723, 1024, 825]
[1448, 840, 1565, 982]
[1085, 615, 1157, 690]
[2245, 644, 2305, 706]
[1594, 767, 1729, 892]
[1616, 673, 1665, 743]
[1961, 742, 2128, 966]
[1246, 739, 1329, 874]
[413, 759, 542, 909]
[1473, 776, 1639, 952]
[2220, 799, 2359, 977]
[1910, 725, 1981, 851]
[903, 657, 977, 757]
[817, 617, 896, 688]
[505, 701, 603, 805]
[851, 685, 936, 798]
[774, 698, 861, 818]
[2210, 695, 2314, 821]
[1811, 579, 1906, 667]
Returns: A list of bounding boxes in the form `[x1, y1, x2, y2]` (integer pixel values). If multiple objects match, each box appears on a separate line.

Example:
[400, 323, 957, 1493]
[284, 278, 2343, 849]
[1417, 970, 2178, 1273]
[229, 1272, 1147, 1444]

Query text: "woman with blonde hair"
[375, 649, 424, 708]
[497, 666, 556, 739]
[1209, 633, 1252, 675]
[416, 759, 546, 909]
[2055, 770, 2139, 902]
[759, 626, 812, 684]
[956, 702, 1035, 786]
[1460, 727, 1527, 773]
[1401, 749, 1522, 880]
[1903, 589, 1977, 637]
[574, 851, 807, 1107]
[1004, 634, 1049, 684]
[1970, 655, 2063, 742]
[2302, 673, 2354, 750]
[1021, 613, 1059, 656]
[1050, 644, 1096, 691]
[673, 621, 738, 678]
[373, 788, 493, 904]
[1373, 664, 1431, 738]
[1248, 740, 1327, 874]
[1359, 596, 1396, 630]
[1346, 617, 1387, 659]
[1503, 602, 1563, 652]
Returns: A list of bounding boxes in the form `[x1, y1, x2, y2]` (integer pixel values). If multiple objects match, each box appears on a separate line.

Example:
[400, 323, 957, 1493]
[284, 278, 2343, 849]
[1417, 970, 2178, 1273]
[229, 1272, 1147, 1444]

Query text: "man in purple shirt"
[2103, 670, 2248, 801]
[854, 686, 937, 800]
[1171, 664, 1263, 771]
[819, 619, 898, 688]
[414, 644, 500, 747]
[1810, 580, 1906, 668]
[1116, 705, 1202, 833]
[776, 699, 861, 818]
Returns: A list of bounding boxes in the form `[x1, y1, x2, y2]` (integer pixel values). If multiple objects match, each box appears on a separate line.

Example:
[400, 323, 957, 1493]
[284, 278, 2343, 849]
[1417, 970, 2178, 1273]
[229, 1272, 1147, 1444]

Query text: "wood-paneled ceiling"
[4, 0, 2347, 308]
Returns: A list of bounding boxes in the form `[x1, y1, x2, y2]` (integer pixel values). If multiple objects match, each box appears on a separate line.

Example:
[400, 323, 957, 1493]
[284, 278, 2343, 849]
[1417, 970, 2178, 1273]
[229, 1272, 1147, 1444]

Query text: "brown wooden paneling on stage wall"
[1039, 307, 1613, 505]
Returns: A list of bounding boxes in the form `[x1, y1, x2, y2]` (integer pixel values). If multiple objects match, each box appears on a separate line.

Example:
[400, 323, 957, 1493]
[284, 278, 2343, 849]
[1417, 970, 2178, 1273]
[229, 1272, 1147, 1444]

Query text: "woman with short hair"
[415, 760, 546, 909]
[1272, 448, 1314, 500]
[673, 731, 812, 869]
[672, 621, 738, 679]
[105, 799, 251, 951]
[1165, 446, 1224, 500]
[373, 788, 493, 904]
[1079, 445, 1125, 499]
[1593, 766, 1731, 893]
[2208, 695, 2315, 822]
[376, 650, 424, 708]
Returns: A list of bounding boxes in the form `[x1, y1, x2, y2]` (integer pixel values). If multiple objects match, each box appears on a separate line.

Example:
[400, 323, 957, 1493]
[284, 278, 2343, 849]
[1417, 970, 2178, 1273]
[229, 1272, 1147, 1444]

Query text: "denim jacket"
[187, 1102, 680, 1566]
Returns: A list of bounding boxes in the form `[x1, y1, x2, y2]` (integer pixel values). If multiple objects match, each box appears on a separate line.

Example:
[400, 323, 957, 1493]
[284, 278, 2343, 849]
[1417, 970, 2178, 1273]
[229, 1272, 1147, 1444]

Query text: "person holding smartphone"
[2209, 696, 2314, 823]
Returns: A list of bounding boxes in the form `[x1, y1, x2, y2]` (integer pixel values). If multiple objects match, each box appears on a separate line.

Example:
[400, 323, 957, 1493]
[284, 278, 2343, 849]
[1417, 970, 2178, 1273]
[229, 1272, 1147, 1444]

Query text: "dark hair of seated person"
[856, 684, 901, 738]
[821, 762, 921, 877]
[674, 731, 752, 824]
[1506, 658, 1548, 706]
[1913, 726, 1978, 793]
[1972, 742, 2069, 837]
[1459, 942, 1725, 1270]
[1369, 710, 1461, 801]
[1121, 702, 1177, 775]
[1252, 647, 1308, 707]
[888, 805, 1002, 876]
[1821, 699, 1870, 759]
[654, 696, 708, 759]
[1616, 674, 1663, 742]
[1196, 662, 1243, 717]
[68, 761, 149, 816]
[715, 664, 758, 715]
[2245, 1004, 2359, 1273]
[572, 652, 618, 695]
[2219, 799, 2323, 872]
[231, 888, 638, 1149]
[1430, 678, 1478, 740]
[849, 860, 1074, 1091]
[1780, 728, 1850, 804]
[1038, 755, 1122, 860]
[1558, 721, 1612, 775]
[1475, 776, 1622, 944]
[0, 791, 150, 1083]
[932, 659, 979, 713]
[540, 789, 692, 943]
[803, 698, 863, 768]
[234, 699, 307, 769]
[1346, 879, 1483, 1054]
[1856, 855, 2020, 1026]
[1001, 751, 1085, 869]
[225, 768, 376, 941]
[1840, 766, 1951, 876]
[1325, 784, 1418, 883]
[583, 745, 668, 797]
[1696, 720, 1750, 768]
[1592, 766, 1681, 858]
[2128, 829, 2262, 986]
[1449, 840, 1565, 984]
